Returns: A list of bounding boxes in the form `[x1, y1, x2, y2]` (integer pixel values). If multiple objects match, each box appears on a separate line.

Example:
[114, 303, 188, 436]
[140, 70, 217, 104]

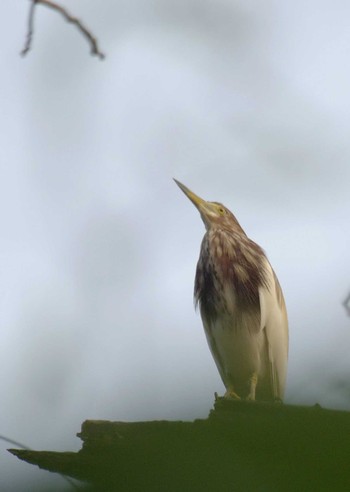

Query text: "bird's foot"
[224, 389, 241, 400]
[245, 395, 256, 402]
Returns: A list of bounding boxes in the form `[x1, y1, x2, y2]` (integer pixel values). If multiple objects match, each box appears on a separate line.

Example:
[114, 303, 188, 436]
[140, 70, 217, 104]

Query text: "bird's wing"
[258, 258, 289, 400]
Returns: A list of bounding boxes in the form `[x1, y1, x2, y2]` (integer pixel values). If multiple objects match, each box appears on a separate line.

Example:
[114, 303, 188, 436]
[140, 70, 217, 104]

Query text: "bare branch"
[21, 0, 37, 56]
[21, 0, 105, 59]
[343, 292, 350, 317]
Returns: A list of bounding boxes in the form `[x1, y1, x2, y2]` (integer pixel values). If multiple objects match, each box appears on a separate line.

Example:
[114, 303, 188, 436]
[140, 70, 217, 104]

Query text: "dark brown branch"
[21, 0, 37, 56]
[1, 435, 79, 490]
[9, 401, 350, 491]
[343, 292, 350, 317]
[21, 0, 105, 59]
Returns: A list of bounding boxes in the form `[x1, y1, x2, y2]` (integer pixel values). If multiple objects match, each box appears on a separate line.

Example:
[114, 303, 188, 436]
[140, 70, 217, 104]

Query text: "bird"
[174, 179, 288, 402]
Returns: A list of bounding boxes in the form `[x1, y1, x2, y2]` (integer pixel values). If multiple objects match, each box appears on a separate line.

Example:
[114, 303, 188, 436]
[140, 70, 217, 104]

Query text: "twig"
[21, 0, 37, 56]
[21, 0, 105, 59]
[343, 292, 350, 317]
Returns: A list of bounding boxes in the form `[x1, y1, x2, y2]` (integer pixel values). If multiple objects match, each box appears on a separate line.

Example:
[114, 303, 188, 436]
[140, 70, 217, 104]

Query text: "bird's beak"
[173, 179, 207, 210]
[174, 179, 213, 228]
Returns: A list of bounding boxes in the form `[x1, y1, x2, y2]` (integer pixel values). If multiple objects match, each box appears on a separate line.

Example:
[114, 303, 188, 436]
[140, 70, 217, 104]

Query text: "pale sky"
[1, 1, 350, 489]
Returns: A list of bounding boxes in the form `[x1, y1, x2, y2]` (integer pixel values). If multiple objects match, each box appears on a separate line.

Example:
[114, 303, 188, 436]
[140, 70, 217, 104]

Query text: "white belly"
[202, 313, 266, 394]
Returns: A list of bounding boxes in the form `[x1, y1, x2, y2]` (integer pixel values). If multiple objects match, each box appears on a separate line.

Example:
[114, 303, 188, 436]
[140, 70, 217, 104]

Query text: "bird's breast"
[194, 229, 268, 322]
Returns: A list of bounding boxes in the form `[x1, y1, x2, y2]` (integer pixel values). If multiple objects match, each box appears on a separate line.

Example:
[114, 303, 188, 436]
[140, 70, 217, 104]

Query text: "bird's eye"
[218, 207, 225, 215]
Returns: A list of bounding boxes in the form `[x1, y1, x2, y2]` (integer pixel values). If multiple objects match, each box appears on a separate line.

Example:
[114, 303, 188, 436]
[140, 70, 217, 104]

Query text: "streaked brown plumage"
[175, 180, 288, 401]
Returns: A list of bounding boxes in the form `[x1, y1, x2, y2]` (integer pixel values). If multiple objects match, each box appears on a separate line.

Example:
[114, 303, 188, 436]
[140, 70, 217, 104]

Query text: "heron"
[174, 179, 288, 402]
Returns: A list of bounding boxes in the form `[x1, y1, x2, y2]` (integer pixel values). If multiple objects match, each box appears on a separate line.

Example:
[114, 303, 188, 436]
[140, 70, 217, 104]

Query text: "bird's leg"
[246, 372, 258, 401]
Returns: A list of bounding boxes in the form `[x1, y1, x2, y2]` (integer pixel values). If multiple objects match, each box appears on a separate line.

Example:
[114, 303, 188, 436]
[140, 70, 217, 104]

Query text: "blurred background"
[1, 0, 350, 489]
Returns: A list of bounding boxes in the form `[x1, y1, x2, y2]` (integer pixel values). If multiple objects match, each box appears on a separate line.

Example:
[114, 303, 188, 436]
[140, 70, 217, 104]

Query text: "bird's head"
[174, 179, 245, 234]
